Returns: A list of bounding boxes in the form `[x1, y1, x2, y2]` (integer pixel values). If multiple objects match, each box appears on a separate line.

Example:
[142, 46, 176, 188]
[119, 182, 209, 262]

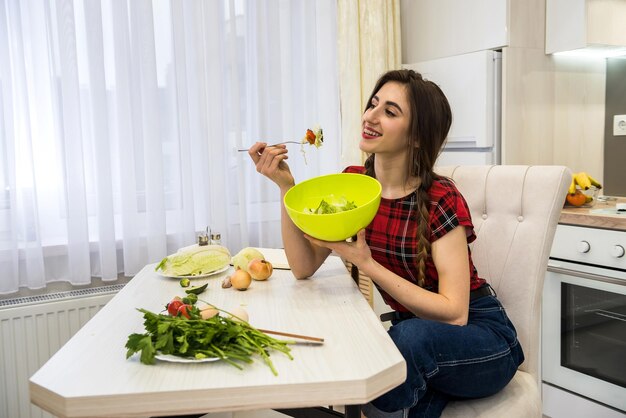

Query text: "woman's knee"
[388, 319, 439, 369]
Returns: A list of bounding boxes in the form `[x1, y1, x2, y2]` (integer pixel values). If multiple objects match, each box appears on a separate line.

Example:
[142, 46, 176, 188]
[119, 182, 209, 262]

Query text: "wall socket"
[614, 115, 626, 136]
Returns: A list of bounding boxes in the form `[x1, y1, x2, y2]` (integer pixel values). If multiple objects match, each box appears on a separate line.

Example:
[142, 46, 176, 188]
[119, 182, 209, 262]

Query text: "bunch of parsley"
[125, 309, 293, 375]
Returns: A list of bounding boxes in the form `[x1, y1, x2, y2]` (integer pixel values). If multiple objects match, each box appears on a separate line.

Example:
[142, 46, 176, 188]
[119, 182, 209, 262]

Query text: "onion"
[228, 306, 249, 322]
[248, 259, 273, 281]
[230, 269, 252, 291]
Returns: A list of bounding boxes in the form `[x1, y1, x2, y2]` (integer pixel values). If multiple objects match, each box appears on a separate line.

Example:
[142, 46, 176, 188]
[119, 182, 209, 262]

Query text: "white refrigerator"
[404, 50, 502, 166]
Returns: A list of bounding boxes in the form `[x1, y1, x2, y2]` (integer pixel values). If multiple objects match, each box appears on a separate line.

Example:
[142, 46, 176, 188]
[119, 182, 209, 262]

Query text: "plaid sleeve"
[429, 182, 476, 244]
[342, 166, 366, 174]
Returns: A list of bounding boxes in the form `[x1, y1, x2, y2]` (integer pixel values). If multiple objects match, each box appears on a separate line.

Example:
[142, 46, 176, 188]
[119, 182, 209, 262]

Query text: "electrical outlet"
[614, 115, 626, 136]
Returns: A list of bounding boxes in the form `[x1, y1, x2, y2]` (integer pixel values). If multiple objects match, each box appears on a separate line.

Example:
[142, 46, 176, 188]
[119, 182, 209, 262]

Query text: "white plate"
[155, 353, 220, 363]
[156, 265, 230, 279]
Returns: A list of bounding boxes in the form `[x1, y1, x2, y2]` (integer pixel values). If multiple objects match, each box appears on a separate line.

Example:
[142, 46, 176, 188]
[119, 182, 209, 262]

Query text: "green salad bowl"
[284, 173, 382, 242]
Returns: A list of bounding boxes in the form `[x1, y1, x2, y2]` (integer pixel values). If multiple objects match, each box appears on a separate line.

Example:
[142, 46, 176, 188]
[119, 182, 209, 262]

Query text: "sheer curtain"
[0, 0, 341, 294]
[337, 0, 401, 166]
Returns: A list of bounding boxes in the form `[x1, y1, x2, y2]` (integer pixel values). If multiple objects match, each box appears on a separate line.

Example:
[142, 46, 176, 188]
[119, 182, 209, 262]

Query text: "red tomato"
[166, 300, 183, 316]
[177, 304, 193, 319]
[305, 129, 316, 145]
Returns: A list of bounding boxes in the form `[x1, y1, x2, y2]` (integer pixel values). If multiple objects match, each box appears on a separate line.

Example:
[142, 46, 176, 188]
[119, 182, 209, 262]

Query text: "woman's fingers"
[248, 142, 267, 164]
[355, 229, 367, 247]
[258, 145, 288, 175]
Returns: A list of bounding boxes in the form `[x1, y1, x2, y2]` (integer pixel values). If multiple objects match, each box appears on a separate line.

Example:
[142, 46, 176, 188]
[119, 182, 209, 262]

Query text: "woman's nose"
[363, 106, 379, 123]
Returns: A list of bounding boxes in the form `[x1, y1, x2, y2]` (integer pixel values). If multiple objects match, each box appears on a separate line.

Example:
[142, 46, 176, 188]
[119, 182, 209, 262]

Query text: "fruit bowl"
[283, 173, 382, 241]
[581, 186, 600, 207]
[565, 186, 599, 208]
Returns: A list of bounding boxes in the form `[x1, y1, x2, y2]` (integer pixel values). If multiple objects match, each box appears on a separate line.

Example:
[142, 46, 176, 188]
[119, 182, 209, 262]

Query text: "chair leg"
[275, 406, 361, 418]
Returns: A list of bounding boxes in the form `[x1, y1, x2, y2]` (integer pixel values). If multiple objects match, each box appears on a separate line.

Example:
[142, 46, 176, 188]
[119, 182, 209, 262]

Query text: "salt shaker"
[198, 234, 209, 246]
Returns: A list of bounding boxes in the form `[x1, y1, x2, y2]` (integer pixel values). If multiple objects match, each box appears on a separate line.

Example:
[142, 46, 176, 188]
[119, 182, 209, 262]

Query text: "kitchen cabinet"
[400, 0, 508, 62]
[546, 0, 626, 56]
[400, 0, 609, 182]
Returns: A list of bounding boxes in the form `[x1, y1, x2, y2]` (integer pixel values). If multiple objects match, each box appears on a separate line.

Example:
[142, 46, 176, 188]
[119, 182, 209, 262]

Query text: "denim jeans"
[362, 294, 525, 418]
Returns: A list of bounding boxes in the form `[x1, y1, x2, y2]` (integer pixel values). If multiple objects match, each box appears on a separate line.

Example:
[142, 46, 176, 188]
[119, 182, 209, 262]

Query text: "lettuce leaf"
[306, 195, 357, 214]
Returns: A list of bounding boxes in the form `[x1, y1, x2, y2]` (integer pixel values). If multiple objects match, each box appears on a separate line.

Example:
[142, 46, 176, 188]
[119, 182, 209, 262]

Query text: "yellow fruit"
[585, 173, 602, 189]
[574, 172, 591, 190]
[568, 177, 576, 194]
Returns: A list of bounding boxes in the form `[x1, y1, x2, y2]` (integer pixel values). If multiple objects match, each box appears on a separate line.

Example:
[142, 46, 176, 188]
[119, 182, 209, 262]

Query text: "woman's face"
[360, 81, 412, 156]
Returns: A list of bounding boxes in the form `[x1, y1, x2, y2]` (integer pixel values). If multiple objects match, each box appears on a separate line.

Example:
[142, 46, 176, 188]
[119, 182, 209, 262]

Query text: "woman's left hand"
[304, 229, 374, 273]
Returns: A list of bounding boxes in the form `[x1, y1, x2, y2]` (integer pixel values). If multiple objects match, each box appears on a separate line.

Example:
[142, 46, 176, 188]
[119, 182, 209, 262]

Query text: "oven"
[542, 224, 626, 417]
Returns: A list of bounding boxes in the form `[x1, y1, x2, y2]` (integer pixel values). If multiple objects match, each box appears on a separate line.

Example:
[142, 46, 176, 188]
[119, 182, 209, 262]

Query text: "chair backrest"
[435, 165, 571, 380]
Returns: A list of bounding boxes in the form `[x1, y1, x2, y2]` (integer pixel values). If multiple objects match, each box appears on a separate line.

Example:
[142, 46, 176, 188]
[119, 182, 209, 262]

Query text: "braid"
[361, 69, 452, 289]
[415, 186, 431, 288]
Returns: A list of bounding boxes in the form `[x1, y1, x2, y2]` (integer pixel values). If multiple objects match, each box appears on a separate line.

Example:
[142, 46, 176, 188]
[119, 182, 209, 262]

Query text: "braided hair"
[363, 69, 452, 287]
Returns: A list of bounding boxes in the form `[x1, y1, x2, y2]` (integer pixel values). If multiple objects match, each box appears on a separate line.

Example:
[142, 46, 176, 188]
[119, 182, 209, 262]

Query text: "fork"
[237, 141, 301, 152]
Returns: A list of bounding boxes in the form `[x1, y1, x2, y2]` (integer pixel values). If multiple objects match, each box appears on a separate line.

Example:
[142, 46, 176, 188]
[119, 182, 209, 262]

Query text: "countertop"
[559, 197, 626, 231]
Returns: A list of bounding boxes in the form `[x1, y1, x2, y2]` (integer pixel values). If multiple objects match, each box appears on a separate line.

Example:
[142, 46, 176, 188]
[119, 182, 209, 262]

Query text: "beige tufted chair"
[433, 165, 571, 417]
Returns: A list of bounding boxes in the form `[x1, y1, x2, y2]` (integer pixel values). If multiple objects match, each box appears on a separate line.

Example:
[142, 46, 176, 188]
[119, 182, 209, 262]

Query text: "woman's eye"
[385, 109, 396, 117]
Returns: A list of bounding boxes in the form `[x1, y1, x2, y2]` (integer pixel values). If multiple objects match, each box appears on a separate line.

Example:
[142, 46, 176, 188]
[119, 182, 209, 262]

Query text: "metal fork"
[237, 141, 301, 152]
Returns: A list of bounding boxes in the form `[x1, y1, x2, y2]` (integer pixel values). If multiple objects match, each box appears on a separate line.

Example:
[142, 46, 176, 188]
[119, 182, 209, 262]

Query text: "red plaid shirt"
[344, 166, 485, 312]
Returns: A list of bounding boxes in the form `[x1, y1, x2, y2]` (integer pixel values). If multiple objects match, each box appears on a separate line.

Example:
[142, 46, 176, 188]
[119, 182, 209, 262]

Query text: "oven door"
[542, 260, 626, 412]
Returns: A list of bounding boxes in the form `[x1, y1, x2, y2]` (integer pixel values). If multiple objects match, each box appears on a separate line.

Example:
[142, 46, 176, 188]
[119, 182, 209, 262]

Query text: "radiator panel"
[0, 286, 121, 418]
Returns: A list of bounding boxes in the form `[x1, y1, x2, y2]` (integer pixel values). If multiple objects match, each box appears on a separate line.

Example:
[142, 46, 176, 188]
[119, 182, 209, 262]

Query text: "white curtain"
[337, 0, 401, 167]
[0, 0, 341, 294]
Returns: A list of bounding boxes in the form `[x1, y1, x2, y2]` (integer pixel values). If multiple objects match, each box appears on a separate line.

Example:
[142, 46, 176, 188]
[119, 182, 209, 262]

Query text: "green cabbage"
[156, 245, 231, 277]
[306, 195, 357, 214]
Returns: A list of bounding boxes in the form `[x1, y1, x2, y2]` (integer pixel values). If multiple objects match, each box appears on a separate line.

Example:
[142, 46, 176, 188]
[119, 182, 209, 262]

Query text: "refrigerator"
[404, 50, 502, 166]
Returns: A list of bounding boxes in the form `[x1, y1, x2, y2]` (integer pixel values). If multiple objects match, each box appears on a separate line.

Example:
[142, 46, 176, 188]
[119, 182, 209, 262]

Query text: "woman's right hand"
[248, 142, 295, 191]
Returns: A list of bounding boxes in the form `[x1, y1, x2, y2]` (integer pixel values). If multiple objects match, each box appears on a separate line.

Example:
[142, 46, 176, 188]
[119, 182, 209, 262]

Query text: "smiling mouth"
[362, 127, 381, 138]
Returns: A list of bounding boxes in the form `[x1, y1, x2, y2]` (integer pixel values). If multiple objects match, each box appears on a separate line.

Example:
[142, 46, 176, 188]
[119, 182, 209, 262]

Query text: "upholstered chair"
[342, 165, 569, 417]
[434, 165, 571, 417]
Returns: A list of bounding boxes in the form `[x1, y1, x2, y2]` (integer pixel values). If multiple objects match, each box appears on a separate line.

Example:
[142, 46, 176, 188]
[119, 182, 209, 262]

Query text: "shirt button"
[482, 214, 488, 220]
[517, 216, 524, 222]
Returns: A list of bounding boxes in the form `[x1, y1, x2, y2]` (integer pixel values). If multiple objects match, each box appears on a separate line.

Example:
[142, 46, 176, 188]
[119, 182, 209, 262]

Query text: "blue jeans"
[363, 294, 524, 418]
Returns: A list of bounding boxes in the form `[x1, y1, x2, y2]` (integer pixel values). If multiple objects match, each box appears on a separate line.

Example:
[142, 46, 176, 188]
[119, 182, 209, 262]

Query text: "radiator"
[0, 285, 124, 418]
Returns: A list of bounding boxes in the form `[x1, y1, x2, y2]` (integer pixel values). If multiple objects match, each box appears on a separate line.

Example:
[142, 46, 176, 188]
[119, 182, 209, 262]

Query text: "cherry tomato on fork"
[305, 129, 316, 145]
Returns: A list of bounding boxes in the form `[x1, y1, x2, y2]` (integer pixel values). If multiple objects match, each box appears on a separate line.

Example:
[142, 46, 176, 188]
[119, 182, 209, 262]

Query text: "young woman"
[247, 69, 524, 418]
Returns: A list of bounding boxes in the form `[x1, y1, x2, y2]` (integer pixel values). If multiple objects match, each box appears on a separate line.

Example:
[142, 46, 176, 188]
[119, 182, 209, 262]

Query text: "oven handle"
[547, 265, 626, 287]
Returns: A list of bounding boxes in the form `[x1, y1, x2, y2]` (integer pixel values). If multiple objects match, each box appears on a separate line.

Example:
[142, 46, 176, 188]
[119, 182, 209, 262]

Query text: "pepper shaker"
[198, 226, 210, 246]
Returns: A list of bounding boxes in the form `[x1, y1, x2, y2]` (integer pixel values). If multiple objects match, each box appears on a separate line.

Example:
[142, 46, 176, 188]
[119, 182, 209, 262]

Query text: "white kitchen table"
[30, 250, 406, 418]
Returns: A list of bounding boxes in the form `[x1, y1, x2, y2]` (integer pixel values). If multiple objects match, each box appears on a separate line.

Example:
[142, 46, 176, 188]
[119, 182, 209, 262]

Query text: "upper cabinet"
[546, 0, 626, 56]
[400, 0, 508, 63]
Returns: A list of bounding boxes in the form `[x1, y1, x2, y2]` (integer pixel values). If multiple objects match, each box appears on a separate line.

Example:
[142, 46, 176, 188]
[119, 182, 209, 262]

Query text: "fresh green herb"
[125, 308, 293, 375]
[182, 294, 198, 305]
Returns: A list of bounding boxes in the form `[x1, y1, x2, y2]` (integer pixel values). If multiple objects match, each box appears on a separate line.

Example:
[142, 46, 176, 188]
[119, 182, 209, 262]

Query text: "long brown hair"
[363, 69, 452, 287]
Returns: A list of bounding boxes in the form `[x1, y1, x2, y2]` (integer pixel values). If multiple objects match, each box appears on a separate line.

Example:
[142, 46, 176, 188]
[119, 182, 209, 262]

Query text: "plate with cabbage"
[155, 244, 231, 279]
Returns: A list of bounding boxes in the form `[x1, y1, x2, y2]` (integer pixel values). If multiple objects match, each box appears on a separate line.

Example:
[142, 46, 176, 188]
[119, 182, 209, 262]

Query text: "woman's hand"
[248, 142, 295, 191]
[304, 229, 375, 274]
